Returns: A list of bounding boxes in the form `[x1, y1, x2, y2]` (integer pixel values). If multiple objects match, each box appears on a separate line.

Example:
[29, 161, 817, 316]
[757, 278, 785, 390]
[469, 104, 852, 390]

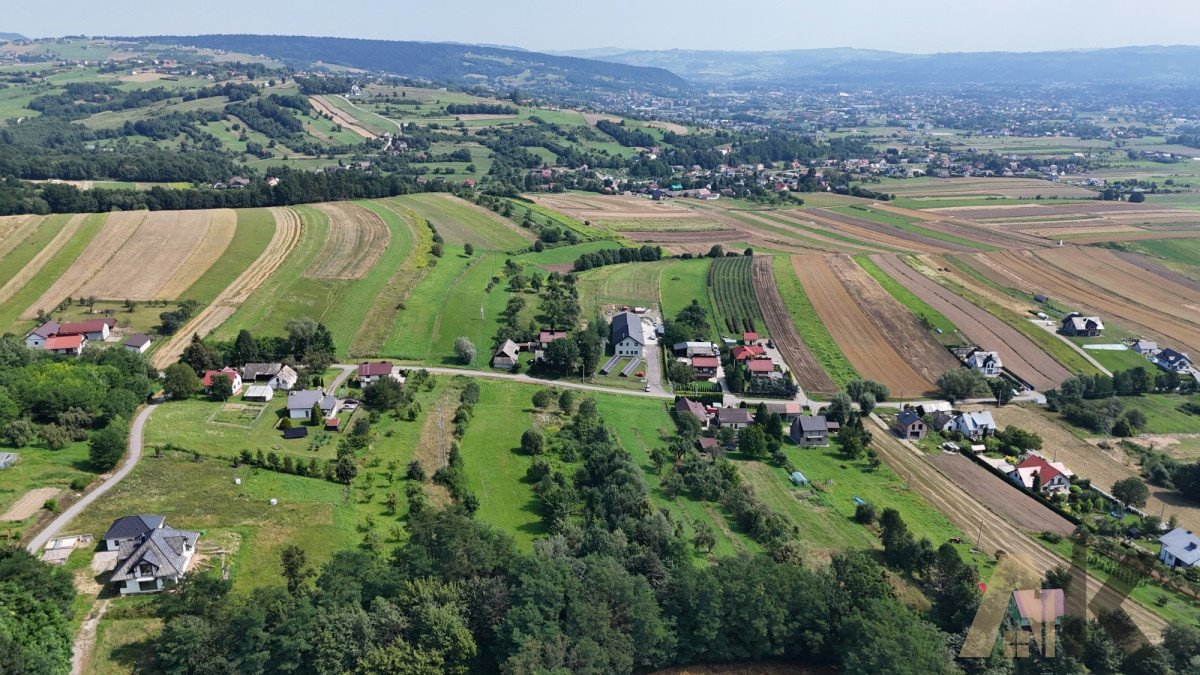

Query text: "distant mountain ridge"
[126, 34, 687, 94]
[0, 32, 27, 41]
[559, 45, 1200, 86]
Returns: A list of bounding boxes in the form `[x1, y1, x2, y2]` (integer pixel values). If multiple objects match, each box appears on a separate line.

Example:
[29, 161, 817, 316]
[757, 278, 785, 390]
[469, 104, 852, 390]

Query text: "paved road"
[327, 364, 356, 393]
[27, 401, 160, 554]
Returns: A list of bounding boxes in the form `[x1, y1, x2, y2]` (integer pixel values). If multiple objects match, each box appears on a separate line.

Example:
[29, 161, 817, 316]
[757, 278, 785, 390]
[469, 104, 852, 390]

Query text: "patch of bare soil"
[1, 487, 61, 521]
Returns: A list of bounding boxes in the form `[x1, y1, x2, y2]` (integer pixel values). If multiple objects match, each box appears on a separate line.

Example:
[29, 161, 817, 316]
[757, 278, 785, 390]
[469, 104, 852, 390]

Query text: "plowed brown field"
[305, 202, 391, 280]
[792, 254, 935, 396]
[0, 214, 88, 306]
[152, 207, 301, 368]
[870, 254, 1072, 391]
[22, 211, 144, 319]
[750, 255, 836, 394]
[970, 248, 1200, 354]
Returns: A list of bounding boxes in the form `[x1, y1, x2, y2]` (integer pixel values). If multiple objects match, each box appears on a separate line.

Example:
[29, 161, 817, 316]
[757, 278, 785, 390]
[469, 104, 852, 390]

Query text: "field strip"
[792, 254, 935, 396]
[152, 207, 302, 368]
[752, 255, 839, 394]
[154, 210, 239, 299]
[0, 215, 42, 261]
[779, 209, 941, 253]
[305, 202, 391, 280]
[1036, 247, 1200, 324]
[349, 201, 428, 356]
[0, 214, 86, 306]
[308, 95, 376, 139]
[20, 210, 145, 320]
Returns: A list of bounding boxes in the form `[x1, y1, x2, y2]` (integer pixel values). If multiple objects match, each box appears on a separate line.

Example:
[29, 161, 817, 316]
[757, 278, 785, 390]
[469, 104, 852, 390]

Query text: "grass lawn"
[429, 253, 511, 366]
[854, 255, 963, 346]
[514, 240, 622, 267]
[88, 616, 162, 675]
[771, 255, 859, 387]
[391, 193, 529, 252]
[577, 260, 671, 315]
[52, 300, 188, 336]
[382, 248, 475, 360]
[178, 208, 276, 306]
[1068, 338, 1155, 372]
[0, 439, 94, 536]
[658, 258, 719, 340]
[0, 213, 106, 333]
[1118, 394, 1200, 434]
[346, 201, 422, 357]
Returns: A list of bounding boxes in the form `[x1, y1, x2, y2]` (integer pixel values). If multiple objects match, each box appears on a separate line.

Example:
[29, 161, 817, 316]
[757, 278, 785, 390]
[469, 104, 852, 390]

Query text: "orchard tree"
[162, 363, 202, 401]
[454, 337, 476, 364]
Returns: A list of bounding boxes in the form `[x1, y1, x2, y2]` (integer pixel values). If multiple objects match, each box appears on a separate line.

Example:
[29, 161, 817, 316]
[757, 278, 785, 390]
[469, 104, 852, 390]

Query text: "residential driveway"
[642, 346, 669, 397]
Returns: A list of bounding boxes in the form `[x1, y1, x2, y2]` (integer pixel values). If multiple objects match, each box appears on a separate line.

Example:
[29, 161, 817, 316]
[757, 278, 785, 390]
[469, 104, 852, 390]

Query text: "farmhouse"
[538, 330, 569, 350]
[242, 363, 283, 382]
[790, 415, 830, 447]
[1158, 528, 1200, 569]
[57, 318, 116, 341]
[929, 410, 956, 432]
[1060, 313, 1104, 337]
[124, 334, 152, 353]
[952, 411, 996, 440]
[103, 515, 199, 594]
[893, 409, 927, 440]
[287, 389, 338, 419]
[269, 366, 299, 391]
[690, 355, 720, 378]
[202, 367, 243, 396]
[24, 321, 60, 349]
[243, 385, 274, 402]
[44, 334, 85, 356]
[492, 340, 521, 370]
[1012, 454, 1073, 495]
[674, 397, 709, 426]
[716, 407, 753, 429]
[1131, 340, 1159, 356]
[742, 332, 760, 344]
[1153, 348, 1192, 374]
[965, 349, 1003, 377]
[358, 361, 403, 385]
[611, 312, 644, 357]
[765, 402, 804, 422]
[1008, 589, 1065, 632]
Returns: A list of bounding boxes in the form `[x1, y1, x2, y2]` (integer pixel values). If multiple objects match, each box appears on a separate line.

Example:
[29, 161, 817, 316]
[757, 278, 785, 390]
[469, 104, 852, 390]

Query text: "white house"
[1158, 528, 1200, 569]
[269, 366, 299, 390]
[287, 389, 338, 419]
[611, 312, 644, 357]
[1060, 314, 1104, 337]
[24, 321, 60, 349]
[1131, 340, 1159, 357]
[965, 349, 1003, 377]
[57, 318, 116, 341]
[123, 334, 152, 354]
[953, 411, 997, 439]
[358, 361, 404, 385]
[1012, 454, 1073, 495]
[202, 367, 243, 396]
[104, 515, 199, 594]
[44, 334, 86, 356]
[1153, 348, 1192, 374]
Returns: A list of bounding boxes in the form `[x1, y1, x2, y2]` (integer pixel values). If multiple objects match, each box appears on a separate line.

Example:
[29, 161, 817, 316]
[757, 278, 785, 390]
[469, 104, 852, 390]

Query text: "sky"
[7, 0, 1200, 54]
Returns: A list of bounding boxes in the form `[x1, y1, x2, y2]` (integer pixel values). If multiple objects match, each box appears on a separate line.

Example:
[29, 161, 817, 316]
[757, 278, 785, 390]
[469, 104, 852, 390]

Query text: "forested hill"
[0, 33, 26, 40]
[571, 45, 1200, 86]
[129, 34, 688, 95]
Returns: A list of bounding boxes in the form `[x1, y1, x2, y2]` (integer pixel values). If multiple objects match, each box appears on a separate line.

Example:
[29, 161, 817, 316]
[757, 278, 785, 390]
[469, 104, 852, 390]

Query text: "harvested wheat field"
[792, 254, 936, 397]
[887, 178, 1098, 199]
[308, 95, 376, 139]
[305, 202, 391, 280]
[970, 404, 1200, 535]
[531, 193, 729, 232]
[152, 207, 301, 368]
[826, 255, 961, 383]
[970, 249, 1200, 354]
[21, 211, 145, 319]
[74, 209, 237, 301]
[870, 254, 1071, 391]
[0, 214, 89, 306]
[0, 215, 43, 261]
[751, 256, 836, 394]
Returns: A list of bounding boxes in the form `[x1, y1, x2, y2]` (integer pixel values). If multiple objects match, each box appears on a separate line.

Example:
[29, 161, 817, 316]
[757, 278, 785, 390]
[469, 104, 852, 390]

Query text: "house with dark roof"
[696, 437, 719, 453]
[56, 318, 116, 341]
[283, 426, 308, 439]
[107, 516, 200, 594]
[24, 321, 60, 349]
[611, 312, 644, 357]
[1158, 528, 1200, 569]
[1060, 314, 1104, 337]
[790, 415, 830, 447]
[716, 407, 753, 429]
[123, 334, 152, 354]
[286, 389, 338, 419]
[894, 409, 927, 440]
[674, 397, 709, 426]
[1153, 348, 1192, 374]
[242, 363, 283, 381]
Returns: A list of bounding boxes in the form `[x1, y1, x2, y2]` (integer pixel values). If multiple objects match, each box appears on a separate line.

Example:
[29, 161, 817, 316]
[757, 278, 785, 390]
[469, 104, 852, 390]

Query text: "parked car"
[941, 442, 960, 452]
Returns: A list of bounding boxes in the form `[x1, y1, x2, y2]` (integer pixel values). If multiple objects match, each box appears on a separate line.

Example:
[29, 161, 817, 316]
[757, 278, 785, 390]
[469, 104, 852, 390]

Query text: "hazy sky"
[7, 0, 1200, 53]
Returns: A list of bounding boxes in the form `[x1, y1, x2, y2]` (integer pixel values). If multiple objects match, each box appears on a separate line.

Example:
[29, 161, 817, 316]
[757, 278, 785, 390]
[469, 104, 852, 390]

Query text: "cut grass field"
[514, 240, 622, 267]
[1118, 394, 1200, 434]
[658, 258, 719, 341]
[1068, 338, 1156, 372]
[771, 255, 859, 388]
[0, 213, 105, 333]
[391, 193, 531, 251]
[577, 260, 671, 314]
[853, 255, 962, 346]
[382, 248, 475, 360]
[348, 202, 424, 357]
[0, 440, 93, 533]
[144, 397, 344, 463]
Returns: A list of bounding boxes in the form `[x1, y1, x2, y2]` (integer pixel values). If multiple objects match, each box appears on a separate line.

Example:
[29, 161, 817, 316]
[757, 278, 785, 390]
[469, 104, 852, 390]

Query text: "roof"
[747, 359, 775, 372]
[44, 334, 83, 350]
[697, 437, 719, 450]
[957, 410, 996, 431]
[731, 345, 765, 361]
[917, 401, 953, 413]
[244, 385, 273, 399]
[743, 332, 759, 341]
[242, 362, 282, 380]
[104, 515, 164, 541]
[691, 356, 720, 368]
[56, 318, 115, 335]
[272, 366, 299, 386]
[283, 427, 308, 439]
[124, 334, 152, 348]
[287, 389, 336, 411]
[358, 361, 394, 377]
[967, 350, 1002, 368]
[1011, 589, 1065, 623]
[111, 525, 199, 582]
[325, 418, 341, 428]
[1015, 455, 1073, 487]
[717, 407, 754, 425]
[793, 415, 829, 433]
[494, 339, 520, 360]
[896, 409, 923, 427]
[675, 397, 708, 421]
[1159, 348, 1191, 364]
[611, 312, 643, 345]
[766, 402, 803, 416]
[202, 367, 239, 387]
[29, 321, 60, 338]
[1132, 340, 1158, 351]
[1063, 315, 1104, 331]
[1159, 528, 1200, 566]
[539, 330, 568, 343]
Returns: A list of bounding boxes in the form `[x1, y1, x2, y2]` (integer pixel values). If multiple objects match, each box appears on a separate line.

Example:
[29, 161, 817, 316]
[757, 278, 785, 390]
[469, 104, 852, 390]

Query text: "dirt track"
[152, 207, 302, 368]
[793, 255, 935, 396]
[870, 254, 1072, 391]
[750, 256, 836, 394]
[867, 414, 1166, 640]
[306, 202, 391, 280]
[0, 214, 88, 306]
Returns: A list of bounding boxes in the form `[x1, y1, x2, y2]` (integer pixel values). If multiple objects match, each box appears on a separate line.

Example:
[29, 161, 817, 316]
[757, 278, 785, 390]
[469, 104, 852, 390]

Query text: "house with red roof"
[202, 367, 243, 396]
[746, 358, 778, 379]
[538, 330, 569, 350]
[45, 334, 86, 356]
[730, 345, 764, 361]
[742, 331, 760, 344]
[690, 355, 720, 378]
[56, 318, 116, 341]
[1011, 454, 1073, 495]
[357, 361, 404, 385]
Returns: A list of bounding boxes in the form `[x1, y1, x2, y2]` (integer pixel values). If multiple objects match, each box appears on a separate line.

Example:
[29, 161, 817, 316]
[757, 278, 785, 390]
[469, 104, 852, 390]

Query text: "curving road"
[27, 401, 160, 555]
